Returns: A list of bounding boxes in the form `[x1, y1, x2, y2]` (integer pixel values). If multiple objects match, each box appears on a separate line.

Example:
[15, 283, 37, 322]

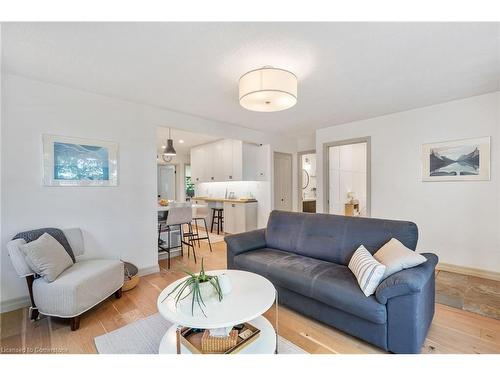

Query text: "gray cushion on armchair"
[13, 227, 76, 263]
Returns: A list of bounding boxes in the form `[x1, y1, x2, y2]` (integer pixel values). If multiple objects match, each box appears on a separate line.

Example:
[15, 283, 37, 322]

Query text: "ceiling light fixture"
[164, 128, 177, 157]
[239, 66, 297, 112]
[178, 139, 184, 144]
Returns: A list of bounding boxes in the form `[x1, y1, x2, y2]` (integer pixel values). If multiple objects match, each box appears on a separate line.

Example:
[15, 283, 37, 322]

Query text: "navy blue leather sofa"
[225, 210, 438, 353]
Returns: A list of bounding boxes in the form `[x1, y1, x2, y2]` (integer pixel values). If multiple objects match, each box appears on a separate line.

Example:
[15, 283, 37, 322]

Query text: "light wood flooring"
[1, 241, 499, 354]
[435, 269, 500, 320]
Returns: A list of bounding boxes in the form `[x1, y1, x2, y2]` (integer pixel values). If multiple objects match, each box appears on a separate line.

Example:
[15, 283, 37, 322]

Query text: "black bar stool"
[191, 204, 213, 252]
[210, 208, 224, 235]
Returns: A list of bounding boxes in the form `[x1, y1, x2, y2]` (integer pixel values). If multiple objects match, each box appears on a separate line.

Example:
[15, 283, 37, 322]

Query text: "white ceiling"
[3, 22, 499, 137]
[156, 127, 219, 156]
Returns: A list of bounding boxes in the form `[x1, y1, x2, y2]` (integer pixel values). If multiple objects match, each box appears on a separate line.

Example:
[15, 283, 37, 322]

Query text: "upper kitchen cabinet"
[190, 139, 267, 182]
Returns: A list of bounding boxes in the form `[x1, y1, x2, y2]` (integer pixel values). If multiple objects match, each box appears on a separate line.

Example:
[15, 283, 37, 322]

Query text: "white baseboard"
[158, 249, 182, 263]
[0, 296, 31, 313]
[437, 262, 500, 281]
[138, 264, 160, 277]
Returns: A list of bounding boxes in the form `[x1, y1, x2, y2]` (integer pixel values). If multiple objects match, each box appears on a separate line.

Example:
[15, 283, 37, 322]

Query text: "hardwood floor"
[435, 269, 500, 320]
[1, 240, 499, 354]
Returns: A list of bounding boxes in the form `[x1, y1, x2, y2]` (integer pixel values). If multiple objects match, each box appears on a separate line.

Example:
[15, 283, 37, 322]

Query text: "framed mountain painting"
[43, 134, 118, 186]
[422, 137, 490, 182]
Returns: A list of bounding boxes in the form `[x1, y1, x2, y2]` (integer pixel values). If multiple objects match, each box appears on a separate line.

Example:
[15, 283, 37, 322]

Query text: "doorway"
[157, 164, 177, 200]
[298, 150, 317, 213]
[273, 152, 293, 211]
[324, 137, 371, 217]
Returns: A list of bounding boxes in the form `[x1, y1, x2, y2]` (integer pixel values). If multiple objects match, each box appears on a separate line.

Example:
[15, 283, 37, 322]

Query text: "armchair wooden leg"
[25, 275, 39, 321]
[70, 315, 81, 331]
[114, 287, 123, 299]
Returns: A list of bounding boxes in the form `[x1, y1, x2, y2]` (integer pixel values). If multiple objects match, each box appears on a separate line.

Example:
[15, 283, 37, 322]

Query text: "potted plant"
[161, 258, 223, 316]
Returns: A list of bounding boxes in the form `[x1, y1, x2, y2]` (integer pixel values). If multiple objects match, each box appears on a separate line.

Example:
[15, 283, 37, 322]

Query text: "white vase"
[192, 281, 217, 304]
[178, 280, 219, 315]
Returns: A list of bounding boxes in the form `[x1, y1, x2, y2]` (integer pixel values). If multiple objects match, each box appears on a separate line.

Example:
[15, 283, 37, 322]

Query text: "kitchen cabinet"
[190, 139, 267, 182]
[223, 201, 258, 234]
[190, 146, 205, 183]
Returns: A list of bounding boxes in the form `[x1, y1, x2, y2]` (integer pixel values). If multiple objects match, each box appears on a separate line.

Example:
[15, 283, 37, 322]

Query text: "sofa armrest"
[225, 229, 266, 258]
[375, 253, 438, 304]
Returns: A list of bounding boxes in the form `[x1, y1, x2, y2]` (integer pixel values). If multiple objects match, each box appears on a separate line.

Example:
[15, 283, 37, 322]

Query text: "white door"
[157, 165, 176, 200]
[273, 152, 293, 211]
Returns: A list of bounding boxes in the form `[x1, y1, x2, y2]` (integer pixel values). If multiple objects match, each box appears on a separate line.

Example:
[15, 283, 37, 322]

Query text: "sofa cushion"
[348, 245, 386, 297]
[33, 259, 124, 317]
[374, 238, 427, 279]
[233, 248, 387, 324]
[265, 210, 418, 266]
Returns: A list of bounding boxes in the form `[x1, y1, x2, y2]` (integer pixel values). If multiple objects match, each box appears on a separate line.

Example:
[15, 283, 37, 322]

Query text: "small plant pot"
[179, 280, 218, 315]
[192, 281, 218, 303]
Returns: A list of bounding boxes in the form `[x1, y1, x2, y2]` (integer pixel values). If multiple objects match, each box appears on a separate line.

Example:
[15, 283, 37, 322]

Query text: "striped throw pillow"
[349, 245, 386, 297]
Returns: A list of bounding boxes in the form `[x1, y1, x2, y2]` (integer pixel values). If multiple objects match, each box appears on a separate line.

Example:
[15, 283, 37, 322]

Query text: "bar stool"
[158, 203, 198, 267]
[191, 204, 213, 252]
[158, 210, 171, 266]
[210, 208, 224, 235]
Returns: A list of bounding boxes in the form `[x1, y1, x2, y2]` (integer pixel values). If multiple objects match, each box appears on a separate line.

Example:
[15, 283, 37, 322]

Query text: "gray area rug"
[94, 313, 308, 354]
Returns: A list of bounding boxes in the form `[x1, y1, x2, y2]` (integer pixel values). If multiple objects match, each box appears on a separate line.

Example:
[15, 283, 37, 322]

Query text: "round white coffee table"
[157, 269, 277, 354]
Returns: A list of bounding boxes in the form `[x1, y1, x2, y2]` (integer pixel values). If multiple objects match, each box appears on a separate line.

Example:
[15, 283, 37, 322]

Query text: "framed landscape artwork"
[43, 134, 118, 186]
[422, 137, 490, 182]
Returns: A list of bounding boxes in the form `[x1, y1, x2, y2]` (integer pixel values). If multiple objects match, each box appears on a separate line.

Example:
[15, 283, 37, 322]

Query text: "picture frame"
[42, 134, 119, 186]
[421, 136, 490, 182]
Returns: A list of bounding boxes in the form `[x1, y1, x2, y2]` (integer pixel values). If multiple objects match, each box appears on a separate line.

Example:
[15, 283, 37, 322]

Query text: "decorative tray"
[176, 322, 261, 354]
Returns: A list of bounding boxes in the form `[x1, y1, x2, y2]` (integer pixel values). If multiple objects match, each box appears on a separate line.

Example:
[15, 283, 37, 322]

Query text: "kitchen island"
[191, 197, 258, 234]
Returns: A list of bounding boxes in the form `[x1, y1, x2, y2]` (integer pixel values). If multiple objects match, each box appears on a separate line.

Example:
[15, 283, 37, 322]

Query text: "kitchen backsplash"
[195, 181, 263, 200]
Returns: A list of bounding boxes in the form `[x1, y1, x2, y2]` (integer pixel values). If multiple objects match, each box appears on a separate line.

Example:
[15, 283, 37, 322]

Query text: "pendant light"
[239, 66, 297, 112]
[164, 128, 177, 156]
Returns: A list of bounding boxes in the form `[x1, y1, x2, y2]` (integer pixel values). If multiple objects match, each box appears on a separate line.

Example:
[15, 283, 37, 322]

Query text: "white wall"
[297, 134, 316, 152]
[0, 74, 298, 311]
[316, 92, 500, 273]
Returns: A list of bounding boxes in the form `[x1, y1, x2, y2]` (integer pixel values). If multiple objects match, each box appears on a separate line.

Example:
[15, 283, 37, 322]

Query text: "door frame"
[322, 137, 371, 216]
[297, 149, 316, 212]
[273, 151, 293, 211]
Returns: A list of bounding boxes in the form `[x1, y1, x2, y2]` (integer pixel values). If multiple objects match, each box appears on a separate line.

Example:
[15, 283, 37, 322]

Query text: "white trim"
[437, 262, 500, 282]
[0, 296, 31, 313]
[138, 264, 161, 277]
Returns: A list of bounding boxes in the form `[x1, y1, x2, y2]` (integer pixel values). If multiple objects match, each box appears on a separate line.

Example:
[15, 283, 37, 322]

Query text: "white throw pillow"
[20, 233, 73, 282]
[374, 238, 427, 279]
[348, 245, 386, 297]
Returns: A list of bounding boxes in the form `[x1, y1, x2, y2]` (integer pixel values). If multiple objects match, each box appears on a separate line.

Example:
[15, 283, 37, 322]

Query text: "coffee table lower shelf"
[158, 315, 276, 354]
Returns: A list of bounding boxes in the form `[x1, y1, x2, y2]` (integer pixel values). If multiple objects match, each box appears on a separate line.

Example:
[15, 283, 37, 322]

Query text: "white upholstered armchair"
[7, 228, 124, 330]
